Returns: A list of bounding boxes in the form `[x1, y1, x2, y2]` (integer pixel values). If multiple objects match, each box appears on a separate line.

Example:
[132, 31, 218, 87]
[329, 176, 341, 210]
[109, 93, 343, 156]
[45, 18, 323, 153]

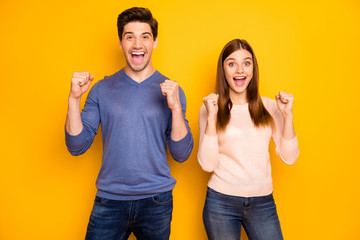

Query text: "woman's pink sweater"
[198, 96, 299, 197]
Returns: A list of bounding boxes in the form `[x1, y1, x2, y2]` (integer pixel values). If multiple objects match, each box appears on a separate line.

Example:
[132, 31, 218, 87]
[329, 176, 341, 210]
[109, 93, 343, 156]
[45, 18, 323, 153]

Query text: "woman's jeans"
[85, 190, 173, 240]
[203, 187, 284, 240]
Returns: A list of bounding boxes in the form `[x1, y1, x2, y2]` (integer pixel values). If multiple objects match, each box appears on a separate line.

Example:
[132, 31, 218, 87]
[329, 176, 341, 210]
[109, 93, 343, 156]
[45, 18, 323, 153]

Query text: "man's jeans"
[203, 187, 284, 240]
[85, 190, 173, 240]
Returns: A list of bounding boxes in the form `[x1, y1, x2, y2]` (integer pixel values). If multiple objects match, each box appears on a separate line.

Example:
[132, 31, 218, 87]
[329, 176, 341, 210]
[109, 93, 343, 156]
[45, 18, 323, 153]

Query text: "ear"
[153, 38, 158, 49]
[119, 40, 123, 50]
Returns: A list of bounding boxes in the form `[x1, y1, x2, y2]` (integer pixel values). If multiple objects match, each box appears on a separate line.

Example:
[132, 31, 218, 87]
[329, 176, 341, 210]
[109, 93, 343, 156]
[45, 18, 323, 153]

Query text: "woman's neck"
[229, 90, 247, 105]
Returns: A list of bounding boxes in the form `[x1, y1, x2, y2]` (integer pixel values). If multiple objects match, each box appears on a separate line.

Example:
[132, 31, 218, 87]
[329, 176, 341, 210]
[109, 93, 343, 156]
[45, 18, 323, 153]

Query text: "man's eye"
[126, 36, 133, 40]
[143, 35, 150, 39]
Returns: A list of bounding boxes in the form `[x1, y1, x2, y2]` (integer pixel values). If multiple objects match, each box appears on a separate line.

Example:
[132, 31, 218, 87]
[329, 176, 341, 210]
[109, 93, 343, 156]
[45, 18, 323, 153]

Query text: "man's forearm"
[65, 97, 83, 135]
[170, 108, 188, 141]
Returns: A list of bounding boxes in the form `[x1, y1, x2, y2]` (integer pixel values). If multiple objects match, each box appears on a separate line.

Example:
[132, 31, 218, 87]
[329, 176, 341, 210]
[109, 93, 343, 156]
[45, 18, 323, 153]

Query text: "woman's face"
[223, 49, 254, 98]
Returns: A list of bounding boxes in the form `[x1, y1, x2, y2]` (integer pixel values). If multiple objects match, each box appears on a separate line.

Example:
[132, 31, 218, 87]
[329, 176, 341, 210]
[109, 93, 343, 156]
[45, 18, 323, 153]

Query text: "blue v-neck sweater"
[65, 69, 193, 200]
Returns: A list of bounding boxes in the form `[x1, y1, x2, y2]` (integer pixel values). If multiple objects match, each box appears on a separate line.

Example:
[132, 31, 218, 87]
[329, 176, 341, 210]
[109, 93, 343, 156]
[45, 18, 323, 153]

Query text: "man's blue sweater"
[65, 69, 193, 200]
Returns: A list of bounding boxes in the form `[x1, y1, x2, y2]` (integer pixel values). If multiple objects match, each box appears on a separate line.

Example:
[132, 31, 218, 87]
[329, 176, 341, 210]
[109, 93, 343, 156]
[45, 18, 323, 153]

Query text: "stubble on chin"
[125, 59, 150, 72]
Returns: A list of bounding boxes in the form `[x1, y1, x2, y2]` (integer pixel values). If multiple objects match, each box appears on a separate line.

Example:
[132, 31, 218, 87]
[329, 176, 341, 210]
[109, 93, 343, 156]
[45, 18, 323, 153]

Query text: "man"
[65, 7, 193, 240]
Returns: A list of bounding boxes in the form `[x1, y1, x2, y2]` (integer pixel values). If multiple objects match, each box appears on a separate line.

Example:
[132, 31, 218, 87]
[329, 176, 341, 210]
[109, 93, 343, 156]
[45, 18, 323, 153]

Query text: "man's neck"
[124, 65, 156, 83]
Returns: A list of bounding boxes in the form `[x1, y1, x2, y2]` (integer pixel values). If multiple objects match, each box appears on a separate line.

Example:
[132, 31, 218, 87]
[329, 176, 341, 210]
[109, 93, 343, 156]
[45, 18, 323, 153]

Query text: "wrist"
[170, 105, 182, 112]
[68, 95, 81, 106]
[207, 114, 217, 123]
[282, 113, 294, 125]
[283, 112, 293, 120]
[207, 117, 217, 131]
[205, 120, 217, 136]
[69, 92, 81, 100]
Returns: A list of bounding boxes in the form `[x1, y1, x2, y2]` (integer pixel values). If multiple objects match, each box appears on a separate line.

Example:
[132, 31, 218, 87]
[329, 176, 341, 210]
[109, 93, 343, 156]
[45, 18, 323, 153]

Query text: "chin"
[129, 64, 147, 72]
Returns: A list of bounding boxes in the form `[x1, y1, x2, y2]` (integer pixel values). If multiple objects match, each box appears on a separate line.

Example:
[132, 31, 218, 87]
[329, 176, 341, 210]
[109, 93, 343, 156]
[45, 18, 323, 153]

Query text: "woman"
[197, 39, 299, 240]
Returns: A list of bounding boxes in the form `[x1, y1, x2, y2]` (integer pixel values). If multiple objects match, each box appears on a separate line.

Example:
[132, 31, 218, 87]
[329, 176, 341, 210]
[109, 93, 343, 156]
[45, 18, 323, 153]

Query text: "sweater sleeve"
[197, 104, 220, 172]
[65, 82, 101, 156]
[167, 87, 193, 163]
[271, 102, 299, 165]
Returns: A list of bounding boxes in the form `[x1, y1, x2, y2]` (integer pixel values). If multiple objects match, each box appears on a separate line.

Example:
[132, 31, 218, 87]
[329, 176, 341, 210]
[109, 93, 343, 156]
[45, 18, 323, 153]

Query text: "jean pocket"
[254, 194, 277, 211]
[94, 196, 111, 206]
[152, 191, 173, 205]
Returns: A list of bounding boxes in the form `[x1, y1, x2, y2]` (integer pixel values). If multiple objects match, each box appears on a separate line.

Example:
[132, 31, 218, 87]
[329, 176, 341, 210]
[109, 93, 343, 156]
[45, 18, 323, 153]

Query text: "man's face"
[120, 21, 158, 73]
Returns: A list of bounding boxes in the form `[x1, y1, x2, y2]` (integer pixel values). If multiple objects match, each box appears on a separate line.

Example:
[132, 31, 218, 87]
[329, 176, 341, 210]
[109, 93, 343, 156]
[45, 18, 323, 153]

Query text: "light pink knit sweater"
[198, 96, 299, 197]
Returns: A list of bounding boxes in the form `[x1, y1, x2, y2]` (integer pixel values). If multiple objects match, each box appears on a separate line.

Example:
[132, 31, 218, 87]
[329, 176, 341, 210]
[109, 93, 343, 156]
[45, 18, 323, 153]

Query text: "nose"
[134, 37, 142, 48]
[236, 64, 244, 73]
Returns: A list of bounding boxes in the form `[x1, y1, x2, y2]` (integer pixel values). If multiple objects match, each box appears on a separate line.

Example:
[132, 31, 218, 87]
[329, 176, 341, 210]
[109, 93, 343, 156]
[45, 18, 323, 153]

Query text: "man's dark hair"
[117, 7, 158, 41]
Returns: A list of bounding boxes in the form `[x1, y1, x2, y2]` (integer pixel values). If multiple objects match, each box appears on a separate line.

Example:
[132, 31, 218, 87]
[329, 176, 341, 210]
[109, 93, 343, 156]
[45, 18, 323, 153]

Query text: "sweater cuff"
[168, 130, 193, 152]
[280, 136, 298, 150]
[65, 127, 87, 149]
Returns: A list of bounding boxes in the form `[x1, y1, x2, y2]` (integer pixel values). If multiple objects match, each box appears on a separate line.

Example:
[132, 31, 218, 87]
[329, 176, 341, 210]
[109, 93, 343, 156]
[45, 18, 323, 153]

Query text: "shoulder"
[155, 70, 169, 82]
[92, 70, 122, 88]
[261, 95, 275, 105]
[153, 70, 169, 87]
[87, 71, 123, 98]
[158, 71, 186, 96]
[261, 96, 277, 115]
[103, 70, 123, 84]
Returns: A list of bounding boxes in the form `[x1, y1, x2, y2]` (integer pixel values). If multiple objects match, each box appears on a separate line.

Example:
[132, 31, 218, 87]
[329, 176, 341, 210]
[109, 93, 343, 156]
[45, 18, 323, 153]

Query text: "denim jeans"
[203, 187, 283, 240]
[85, 190, 173, 240]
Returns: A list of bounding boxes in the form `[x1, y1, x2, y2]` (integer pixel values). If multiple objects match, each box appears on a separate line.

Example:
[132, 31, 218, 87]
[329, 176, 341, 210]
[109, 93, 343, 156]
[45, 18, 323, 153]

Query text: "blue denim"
[203, 187, 283, 240]
[85, 190, 173, 240]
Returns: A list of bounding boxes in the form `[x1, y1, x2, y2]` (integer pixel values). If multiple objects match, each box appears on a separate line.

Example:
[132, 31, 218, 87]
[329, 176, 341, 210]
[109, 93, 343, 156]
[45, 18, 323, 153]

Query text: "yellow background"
[1, 0, 360, 239]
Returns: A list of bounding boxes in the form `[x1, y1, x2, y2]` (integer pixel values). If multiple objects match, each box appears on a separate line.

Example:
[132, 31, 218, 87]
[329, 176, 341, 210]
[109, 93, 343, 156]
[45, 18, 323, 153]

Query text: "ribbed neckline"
[231, 103, 249, 110]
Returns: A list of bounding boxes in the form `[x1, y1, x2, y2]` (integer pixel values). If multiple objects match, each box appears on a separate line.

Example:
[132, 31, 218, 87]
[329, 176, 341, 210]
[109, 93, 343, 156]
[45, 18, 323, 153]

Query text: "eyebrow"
[225, 57, 253, 62]
[123, 32, 153, 36]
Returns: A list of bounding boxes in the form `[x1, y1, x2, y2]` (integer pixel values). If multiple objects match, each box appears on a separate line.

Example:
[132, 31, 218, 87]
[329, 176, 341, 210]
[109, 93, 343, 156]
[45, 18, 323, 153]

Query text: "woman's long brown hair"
[216, 39, 274, 131]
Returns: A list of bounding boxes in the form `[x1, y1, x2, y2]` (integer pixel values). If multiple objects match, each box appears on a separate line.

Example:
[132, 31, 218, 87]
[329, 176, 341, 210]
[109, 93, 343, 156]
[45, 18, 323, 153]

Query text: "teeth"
[234, 77, 246, 80]
[132, 52, 144, 55]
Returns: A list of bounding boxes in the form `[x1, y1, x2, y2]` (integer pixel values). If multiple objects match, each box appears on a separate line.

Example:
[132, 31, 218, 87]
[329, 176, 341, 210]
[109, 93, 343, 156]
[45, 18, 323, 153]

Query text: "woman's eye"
[244, 61, 251, 66]
[229, 62, 235, 67]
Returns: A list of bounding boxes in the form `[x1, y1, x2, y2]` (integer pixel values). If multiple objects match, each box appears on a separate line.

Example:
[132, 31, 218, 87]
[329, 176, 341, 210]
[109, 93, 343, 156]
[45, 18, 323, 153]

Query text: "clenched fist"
[160, 80, 181, 111]
[275, 91, 294, 118]
[70, 72, 94, 99]
[203, 93, 219, 119]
